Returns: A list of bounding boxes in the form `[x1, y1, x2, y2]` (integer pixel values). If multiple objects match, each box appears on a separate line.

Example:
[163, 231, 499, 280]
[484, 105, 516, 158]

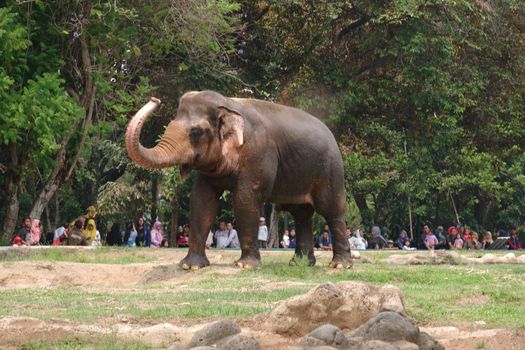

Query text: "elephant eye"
[190, 127, 203, 141]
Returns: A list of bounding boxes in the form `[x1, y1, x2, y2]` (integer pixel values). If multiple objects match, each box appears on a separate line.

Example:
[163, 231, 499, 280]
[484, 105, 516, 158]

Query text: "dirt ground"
[0, 247, 524, 350]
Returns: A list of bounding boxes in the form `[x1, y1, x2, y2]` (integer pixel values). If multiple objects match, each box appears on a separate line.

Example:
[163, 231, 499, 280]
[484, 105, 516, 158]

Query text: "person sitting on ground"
[84, 219, 101, 246]
[395, 230, 410, 250]
[385, 240, 397, 250]
[161, 239, 169, 248]
[435, 226, 447, 249]
[150, 221, 164, 248]
[446, 226, 458, 249]
[135, 217, 151, 247]
[52, 223, 69, 246]
[178, 224, 190, 247]
[423, 225, 438, 250]
[345, 228, 354, 249]
[258, 217, 268, 249]
[382, 227, 392, 241]
[369, 226, 386, 249]
[350, 228, 368, 250]
[453, 232, 464, 249]
[470, 232, 483, 250]
[402, 240, 416, 251]
[29, 219, 42, 246]
[281, 228, 290, 248]
[214, 221, 229, 249]
[127, 222, 137, 247]
[67, 220, 86, 246]
[12, 217, 32, 246]
[317, 229, 333, 250]
[225, 222, 240, 248]
[106, 223, 122, 246]
[482, 231, 494, 249]
[508, 228, 522, 250]
[206, 230, 215, 249]
[288, 228, 297, 249]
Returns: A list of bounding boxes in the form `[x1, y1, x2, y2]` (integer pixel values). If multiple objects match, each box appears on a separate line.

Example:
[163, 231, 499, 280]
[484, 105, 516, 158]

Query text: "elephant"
[125, 90, 351, 269]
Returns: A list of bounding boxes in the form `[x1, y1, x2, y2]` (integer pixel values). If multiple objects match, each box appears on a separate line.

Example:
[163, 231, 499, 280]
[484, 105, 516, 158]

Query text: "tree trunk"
[170, 193, 179, 247]
[353, 192, 372, 227]
[54, 193, 60, 228]
[151, 174, 159, 221]
[29, 86, 96, 220]
[1, 144, 23, 244]
[29, 8, 95, 221]
[44, 204, 52, 233]
[268, 205, 280, 248]
[1, 177, 20, 245]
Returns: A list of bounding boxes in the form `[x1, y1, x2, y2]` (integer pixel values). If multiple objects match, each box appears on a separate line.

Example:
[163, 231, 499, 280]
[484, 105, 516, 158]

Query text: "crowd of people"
[357, 224, 523, 251]
[10, 206, 523, 251]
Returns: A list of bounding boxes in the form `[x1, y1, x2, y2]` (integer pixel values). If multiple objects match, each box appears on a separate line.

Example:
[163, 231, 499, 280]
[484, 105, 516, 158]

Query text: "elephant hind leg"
[313, 189, 352, 268]
[285, 204, 316, 266]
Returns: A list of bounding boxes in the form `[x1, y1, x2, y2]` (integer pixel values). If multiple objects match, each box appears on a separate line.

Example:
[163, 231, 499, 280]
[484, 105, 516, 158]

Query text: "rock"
[392, 340, 420, 350]
[296, 324, 349, 349]
[187, 320, 241, 348]
[217, 333, 260, 350]
[350, 311, 420, 344]
[265, 281, 405, 336]
[418, 332, 444, 350]
[360, 340, 398, 350]
[384, 251, 460, 265]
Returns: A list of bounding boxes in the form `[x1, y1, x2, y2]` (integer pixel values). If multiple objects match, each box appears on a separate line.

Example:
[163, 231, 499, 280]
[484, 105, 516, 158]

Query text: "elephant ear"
[218, 106, 245, 160]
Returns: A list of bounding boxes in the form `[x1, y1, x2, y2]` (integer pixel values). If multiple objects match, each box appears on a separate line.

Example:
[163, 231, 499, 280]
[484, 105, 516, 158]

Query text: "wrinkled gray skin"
[125, 91, 351, 269]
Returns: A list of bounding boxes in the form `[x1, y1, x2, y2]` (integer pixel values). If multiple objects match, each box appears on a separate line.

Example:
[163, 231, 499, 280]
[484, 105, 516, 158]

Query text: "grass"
[0, 247, 155, 264]
[1, 249, 525, 347]
[20, 336, 151, 350]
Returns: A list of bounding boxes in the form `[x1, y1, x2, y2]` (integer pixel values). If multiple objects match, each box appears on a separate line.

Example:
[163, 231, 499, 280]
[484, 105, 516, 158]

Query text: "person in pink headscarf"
[30, 219, 42, 245]
[150, 221, 164, 248]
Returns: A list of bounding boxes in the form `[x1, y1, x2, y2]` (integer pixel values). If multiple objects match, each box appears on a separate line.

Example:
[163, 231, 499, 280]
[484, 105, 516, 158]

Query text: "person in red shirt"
[508, 228, 522, 250]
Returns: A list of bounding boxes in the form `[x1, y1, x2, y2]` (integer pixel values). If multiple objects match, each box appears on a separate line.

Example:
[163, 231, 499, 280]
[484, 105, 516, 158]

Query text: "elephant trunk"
[125, 97, 188, 169]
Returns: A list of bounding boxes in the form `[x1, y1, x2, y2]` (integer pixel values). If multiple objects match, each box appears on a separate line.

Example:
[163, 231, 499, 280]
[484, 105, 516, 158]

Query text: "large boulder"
[294, 324, 349, 349]
[186, 320, 241, 348]
[264, 281, 405, 336]
[347, 311, 420, 344]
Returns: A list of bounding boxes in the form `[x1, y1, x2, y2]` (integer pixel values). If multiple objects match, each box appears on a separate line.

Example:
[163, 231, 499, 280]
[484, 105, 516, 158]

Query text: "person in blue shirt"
[317, 229, 332, 251]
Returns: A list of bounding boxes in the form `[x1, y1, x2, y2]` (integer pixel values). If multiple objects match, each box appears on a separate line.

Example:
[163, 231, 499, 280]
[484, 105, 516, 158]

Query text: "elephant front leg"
[233, 190, 262, 268]
[180, 176, 220, 270]
[287, 204, 316, 266]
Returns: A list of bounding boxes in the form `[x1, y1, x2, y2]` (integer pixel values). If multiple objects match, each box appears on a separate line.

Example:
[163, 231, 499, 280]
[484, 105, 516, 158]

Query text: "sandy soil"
[0, 247, 524, 349]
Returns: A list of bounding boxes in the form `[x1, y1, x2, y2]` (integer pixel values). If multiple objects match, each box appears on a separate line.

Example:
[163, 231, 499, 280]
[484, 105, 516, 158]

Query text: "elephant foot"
[328, 253, 352, 269]
[235, 256, 261, 269]
[180, 253, 210, 270]
[289, 253, 316, 267]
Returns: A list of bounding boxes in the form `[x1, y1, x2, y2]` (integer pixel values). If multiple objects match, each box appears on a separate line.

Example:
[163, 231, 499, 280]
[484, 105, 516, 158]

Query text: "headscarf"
[84, 219, 97, 245]
[371, 226, 381, 237]
[30, 219, 41, 245]
[150, 221, 163, 248]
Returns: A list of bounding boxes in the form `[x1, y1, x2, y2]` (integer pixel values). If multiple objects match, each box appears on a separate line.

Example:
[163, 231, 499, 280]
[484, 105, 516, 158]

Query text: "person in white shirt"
[258, 217, 268, 248]
[225, 222, 240, 248]
[215, 221, 229, 248]
[349, 228, 368, 250]
[205, 230, 214, 248]
[281, 228, 290, 248]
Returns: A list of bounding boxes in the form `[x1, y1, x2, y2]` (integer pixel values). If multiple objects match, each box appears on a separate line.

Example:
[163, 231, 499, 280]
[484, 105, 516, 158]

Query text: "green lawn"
[1, 248, 524, 330]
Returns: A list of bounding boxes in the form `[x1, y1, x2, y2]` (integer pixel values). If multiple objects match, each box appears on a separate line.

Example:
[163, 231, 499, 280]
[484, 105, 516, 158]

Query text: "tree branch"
[338, 14, 371, 40]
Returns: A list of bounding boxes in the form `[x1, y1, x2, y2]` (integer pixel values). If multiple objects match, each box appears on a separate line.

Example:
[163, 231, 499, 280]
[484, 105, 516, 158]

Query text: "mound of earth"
[383, 250, 525, 265]
[264, 281, 405, 336]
